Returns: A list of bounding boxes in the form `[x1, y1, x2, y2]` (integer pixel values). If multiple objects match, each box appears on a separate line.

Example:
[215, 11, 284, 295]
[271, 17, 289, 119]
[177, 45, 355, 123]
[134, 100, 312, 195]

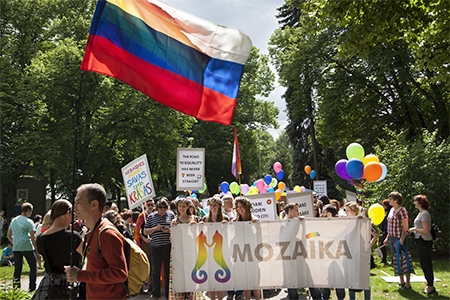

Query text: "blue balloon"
[346, 158, 364, 180]
[220, 181, 230, 193]
[310, 170, 316, 179]
[276, 170, 285, 180]
[264, 174, 272, 185]
[376, 163, 388, 181]
[191, 190, 198, 194]
[267, 187, 275, 193]
[191, 193, 197, 198]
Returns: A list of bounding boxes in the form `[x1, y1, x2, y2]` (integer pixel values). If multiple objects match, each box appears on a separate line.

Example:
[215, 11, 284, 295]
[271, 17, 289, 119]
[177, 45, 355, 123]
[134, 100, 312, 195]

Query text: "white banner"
[172, 218, 371, 292]
[121, 154, 156, 210]
[286, 192, 314, 217]
[346, 190, 357, 203]
[246, 193, 277, 220]
[177, 148, 205, 191]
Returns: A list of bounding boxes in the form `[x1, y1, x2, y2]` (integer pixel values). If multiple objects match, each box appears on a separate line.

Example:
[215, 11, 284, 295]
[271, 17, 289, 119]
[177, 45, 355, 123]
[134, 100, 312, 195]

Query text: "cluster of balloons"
[219, 162, 288, 201]
[293, 185, 307, 193]
[304, 165, 316, 179]
[335, 143, 387, 182]
[368, 203, 385, 225]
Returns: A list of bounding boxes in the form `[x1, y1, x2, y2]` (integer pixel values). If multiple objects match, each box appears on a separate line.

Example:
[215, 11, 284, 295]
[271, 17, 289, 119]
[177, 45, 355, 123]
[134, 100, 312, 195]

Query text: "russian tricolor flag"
[81, 0, 252, 125]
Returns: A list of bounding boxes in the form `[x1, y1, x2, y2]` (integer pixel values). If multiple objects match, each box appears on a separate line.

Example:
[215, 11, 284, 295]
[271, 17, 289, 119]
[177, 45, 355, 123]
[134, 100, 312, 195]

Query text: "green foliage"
[366, 129, 450, 255]
[0, 288, 32, 300]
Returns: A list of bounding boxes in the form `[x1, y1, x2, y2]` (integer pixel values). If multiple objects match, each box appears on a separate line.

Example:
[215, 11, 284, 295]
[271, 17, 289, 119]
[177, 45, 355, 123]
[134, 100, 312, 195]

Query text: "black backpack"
[430, 223, 441, 241]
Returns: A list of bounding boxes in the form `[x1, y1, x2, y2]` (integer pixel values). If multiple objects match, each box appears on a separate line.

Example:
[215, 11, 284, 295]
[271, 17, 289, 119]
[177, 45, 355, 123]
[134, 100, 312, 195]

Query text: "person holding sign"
[283, 203, 305, 300]
[234, 196, 260, 300]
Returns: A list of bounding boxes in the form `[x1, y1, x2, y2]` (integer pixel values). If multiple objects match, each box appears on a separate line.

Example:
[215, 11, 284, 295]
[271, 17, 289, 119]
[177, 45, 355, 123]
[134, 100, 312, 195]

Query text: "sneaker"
[401, 285, 412, 290]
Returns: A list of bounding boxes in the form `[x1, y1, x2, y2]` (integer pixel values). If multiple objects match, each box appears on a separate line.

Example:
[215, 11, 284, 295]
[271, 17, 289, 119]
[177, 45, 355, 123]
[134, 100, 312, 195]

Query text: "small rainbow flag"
[306, 232, 320, 239]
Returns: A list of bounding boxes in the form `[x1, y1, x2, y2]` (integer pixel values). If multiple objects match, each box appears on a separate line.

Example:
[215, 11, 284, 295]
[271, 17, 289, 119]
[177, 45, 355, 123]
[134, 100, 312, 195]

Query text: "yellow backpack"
[98, 225, 150, 296]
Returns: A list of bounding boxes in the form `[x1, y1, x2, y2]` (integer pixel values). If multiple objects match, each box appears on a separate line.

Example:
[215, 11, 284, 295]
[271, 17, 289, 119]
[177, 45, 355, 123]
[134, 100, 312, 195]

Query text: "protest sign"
[246, 193, 277, 220]
[286, 191, 314, 217]
[313, 180, 327, 197]
[177, 148, 205, 191]
[172, 218, 371, 292]
[121, 154, 155, 209]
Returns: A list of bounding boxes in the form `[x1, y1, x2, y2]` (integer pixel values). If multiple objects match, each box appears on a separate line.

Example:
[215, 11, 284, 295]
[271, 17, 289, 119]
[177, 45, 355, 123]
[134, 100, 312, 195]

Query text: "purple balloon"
[346, 158, 364, 180]
[335, 159, 351, 180]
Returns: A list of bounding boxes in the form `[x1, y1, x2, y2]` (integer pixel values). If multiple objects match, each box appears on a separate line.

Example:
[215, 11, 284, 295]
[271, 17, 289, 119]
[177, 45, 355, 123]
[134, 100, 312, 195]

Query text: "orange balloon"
[304, 165, 311, 175]
[278, 181, 286, 191]
[364, 162, 383, 182]
[275, 190, 281, 201]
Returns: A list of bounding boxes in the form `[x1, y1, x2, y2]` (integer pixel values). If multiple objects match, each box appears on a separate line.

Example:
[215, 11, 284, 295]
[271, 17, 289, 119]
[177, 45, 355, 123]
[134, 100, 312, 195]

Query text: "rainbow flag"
[81, 0, 252, 125]
[231, 127, 241, 179]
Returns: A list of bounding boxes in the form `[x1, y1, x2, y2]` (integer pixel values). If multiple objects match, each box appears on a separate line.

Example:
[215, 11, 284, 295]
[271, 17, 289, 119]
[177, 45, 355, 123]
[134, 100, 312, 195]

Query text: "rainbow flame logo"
[191, 230, 231, 284]
[306, 232, 320, 239]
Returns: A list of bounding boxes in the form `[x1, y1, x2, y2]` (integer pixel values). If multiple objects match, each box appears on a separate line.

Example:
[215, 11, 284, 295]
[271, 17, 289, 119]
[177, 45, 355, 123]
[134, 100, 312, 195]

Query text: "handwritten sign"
[286, 191, 314, 217]
[121, 154, 156, 210]
[246, 193, 277, 220]
[177, 148, 205, 191]
[313, 180, 327, 198]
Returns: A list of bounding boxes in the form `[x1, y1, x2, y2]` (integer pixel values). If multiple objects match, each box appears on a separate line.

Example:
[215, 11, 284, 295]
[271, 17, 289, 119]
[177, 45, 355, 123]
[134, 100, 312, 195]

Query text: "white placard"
[172, 218, 371, 292]
[346, 190, 357, 203]
[121, 154, 156, 210]
[176, 148, 205, 191]
[313, 180, 327, 198]
[246, 193, 277, 220]
[286, 191, 314, 217]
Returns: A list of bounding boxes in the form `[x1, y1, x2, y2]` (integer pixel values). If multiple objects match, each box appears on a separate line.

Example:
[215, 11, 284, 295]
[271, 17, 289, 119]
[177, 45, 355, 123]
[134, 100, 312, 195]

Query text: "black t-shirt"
[37, 229, 83, 274]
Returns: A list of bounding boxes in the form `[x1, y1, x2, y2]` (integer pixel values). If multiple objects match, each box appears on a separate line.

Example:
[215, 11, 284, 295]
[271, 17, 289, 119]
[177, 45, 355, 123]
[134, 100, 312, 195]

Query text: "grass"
[0, 247, 448, 300]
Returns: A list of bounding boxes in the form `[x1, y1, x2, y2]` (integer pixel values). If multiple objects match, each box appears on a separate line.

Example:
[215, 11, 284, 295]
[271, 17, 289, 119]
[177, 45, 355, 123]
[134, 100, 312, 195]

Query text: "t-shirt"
[145, 210, 175, 247]
[414, 210, 433, 241]
[36, 229, 82, 274]
[9, 215, 35, 251]
[1, 246, 13, 261]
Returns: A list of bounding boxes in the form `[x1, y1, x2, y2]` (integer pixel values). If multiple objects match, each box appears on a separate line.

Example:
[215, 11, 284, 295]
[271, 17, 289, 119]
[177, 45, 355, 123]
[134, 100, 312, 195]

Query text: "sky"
[161, 0, 287, 138]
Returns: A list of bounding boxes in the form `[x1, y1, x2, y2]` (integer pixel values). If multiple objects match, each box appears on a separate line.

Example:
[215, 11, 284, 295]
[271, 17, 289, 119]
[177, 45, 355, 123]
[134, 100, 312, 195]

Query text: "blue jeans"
[150, 244, 171, 297]
[349, 289, 370, 300]
[13, 251, 37, 291]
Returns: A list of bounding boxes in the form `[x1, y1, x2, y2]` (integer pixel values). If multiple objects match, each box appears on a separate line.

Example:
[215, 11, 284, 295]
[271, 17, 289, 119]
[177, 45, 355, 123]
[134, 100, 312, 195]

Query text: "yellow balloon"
[368, 203, 385, 225]
[362, 154, 380, 166]
[293, 185, 301, 193]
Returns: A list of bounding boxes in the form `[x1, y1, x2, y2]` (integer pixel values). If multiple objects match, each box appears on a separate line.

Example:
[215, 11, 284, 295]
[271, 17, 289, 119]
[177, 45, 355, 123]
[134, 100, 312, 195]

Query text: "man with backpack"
[65, 183, 128, 299]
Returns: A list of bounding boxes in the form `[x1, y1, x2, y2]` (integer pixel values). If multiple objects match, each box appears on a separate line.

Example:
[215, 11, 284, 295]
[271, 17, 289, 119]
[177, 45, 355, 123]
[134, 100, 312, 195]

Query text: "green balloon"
[198, 182, 207, 193]
[346, 143, 365, 160]
[230, 182, 240, 195]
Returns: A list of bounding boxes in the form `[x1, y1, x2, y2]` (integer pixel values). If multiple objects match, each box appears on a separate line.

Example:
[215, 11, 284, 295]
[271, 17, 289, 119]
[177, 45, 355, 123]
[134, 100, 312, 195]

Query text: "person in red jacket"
[65, 183, 128, 299]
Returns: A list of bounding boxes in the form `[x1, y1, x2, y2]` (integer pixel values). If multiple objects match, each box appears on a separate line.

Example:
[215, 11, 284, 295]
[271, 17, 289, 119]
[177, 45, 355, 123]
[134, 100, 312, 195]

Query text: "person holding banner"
[283, 203, 305, 300]
[144, 198, 176, 298]
[383, 192, 411, 290]
[234, 196, 260, 300]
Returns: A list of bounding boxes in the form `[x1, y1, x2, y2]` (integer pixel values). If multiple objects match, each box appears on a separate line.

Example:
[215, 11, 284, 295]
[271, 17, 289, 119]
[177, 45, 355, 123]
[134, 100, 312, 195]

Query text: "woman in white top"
[408, 194, 436, 295]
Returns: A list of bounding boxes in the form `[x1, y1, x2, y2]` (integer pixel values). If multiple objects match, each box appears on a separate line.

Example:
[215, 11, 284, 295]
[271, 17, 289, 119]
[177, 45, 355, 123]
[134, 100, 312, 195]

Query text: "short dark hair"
[414, 194, 430, 210]
[156, 198, 169, 209]
[389, 191, 403, 205]
[78, 183, 107, 211]
[323, 204, 337, 217]
[284, 203, 298, 215]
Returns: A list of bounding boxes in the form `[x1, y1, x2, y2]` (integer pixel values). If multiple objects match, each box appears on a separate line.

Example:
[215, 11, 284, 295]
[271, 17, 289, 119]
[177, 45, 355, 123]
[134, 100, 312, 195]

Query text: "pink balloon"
[273, 162, 282, 173]
[256, 179, 265, 191]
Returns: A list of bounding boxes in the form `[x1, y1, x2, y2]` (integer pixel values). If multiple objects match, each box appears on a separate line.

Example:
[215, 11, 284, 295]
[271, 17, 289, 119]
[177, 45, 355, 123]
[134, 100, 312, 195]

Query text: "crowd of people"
[1, 184, 437, 299]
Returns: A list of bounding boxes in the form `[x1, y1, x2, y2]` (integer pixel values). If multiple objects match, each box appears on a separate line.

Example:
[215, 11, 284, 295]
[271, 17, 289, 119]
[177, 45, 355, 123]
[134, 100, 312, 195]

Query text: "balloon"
[276, 170, 285, 180]
[377, 163, 388, 181]
[275, 189, 281, 201]
[346, 143, 365, 160]
[256, 179, 265, 191]
[304, 165, 311, 175]
[270, 178, 278, 188]
[293, 185, 301, 193]
[220, 181, 230, 193]
[278, 181, 286, 191]
[273, 162, 282, 173]
[310, 170, 316, 179]
[191, 190, 198, 194]
[198, 183, 207, 193]
[264, 174, 272, 185]
[267, 187, 274, 193]
[300, 186, 306, 192]
[259, 187, 267, 194]
[364, 162, 383, 182]
[230, 182, 240, 194]
[248, 186, 258, 195]
[346, 158, 364, 180]
[368, 203, 385, 225]
[191, 193, 197, 199]
[335, 159, 352, 180]
[240, 184, 250, 195]
[362, 154, 380, 166]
